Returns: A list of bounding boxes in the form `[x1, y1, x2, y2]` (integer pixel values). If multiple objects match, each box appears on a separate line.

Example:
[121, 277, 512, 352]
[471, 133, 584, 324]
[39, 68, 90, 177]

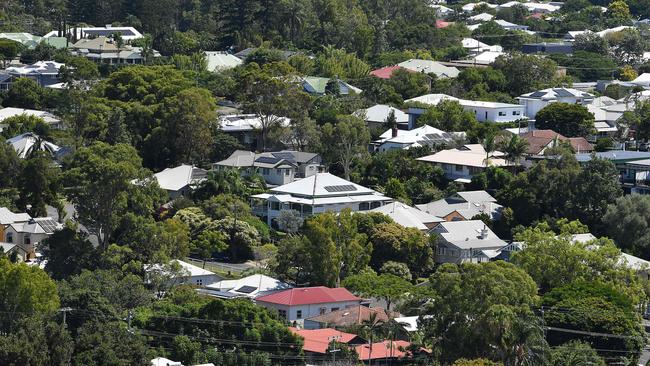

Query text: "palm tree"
[482, 132, 498, 167]
[361, 312, 385, 366]
[500, 134, 529, 166]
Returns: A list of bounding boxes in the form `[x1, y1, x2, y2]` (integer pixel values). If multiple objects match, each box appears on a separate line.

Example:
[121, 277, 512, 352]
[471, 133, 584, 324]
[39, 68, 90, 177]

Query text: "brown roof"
[305, 305, 395, 327]
[520, 130, 593, 155]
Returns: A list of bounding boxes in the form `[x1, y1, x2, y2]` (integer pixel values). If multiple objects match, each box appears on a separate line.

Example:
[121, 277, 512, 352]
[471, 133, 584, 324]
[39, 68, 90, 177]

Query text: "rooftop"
[369, 201, 443, 230]
[417, 144, 510, 168]
[255, 286, 360, 306]
[153, 164, 207, 192]
[354, 104, 409, 124]
[269, 173, 381, 198]
[305, 305, 395, 327]
[434, 219, 507, 249]
[519, 88, 594, 100]
[289, 328, 360, 354]
[397, 59, 460, 78]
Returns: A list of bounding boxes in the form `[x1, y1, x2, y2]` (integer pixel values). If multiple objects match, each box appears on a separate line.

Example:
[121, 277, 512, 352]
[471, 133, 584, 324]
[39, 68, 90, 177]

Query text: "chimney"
[391, 125, 398, 138]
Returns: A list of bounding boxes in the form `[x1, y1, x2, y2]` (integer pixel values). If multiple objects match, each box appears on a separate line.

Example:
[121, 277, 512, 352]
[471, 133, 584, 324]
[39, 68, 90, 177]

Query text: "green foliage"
[368, 221, 434, 278]
[604, 194, 650, 258]
[72, 320, 152, 365]
[415, 100, 478, 131]
[452, 359, 503, 366]
[379, 260, 412, 281]
[492, 54, 558, 96]
[342, 271, 413, 309]
[0, 315, 73, 365]
[549, 341, 606, 366]
[534, 103, 595, 137]
[42, 228, 98, 280]
[319, 115, 371, 180]
[3, 77, 45, 109]
[316, 47, 371, 79]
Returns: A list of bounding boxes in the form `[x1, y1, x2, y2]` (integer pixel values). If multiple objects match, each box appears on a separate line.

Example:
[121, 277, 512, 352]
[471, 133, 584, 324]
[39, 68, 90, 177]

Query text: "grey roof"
[216, 150, 318, 168]
[416, 191, 502, 220]
[519, 88, 594, 100]
[575, 151, 650, 163]
[434, 220, 507, 250]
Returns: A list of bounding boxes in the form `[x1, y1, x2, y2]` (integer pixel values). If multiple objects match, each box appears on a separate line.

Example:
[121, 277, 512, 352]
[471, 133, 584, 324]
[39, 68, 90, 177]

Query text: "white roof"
[397, 59, 460, 78]
[406, 93, 459, 106]
[434, 220, 506, 249]
[459, 98, 522, 109]
[5, 61, 64, 76]
[204, 274, 292, 298]
[375, 125, 455, 146]
[620, 253, 650, 271]
[417, 144, 510, 168]
[0, 107, 60, 124]
[151, 357, 183, 366]
[0, 207, 31, 225]
[6, 133, 61, 159]
[175, 259, 216, 277]
[631, 73, 650, 86]
[369, 201, 443, 230]
[270, 173, 380, 198]
[469, 12, 494, 21]
[0, 243, 17, 253]
[394, 316, 420, 332]
[153, 164, 206, 192]
[44, 26, 143, 41]
[354, 104, 409, 124]
[219, 114, 290, 132]
[467, 51, 504, 64]
[430, 4, 454, 14]
[416, 191, 502, 220]
[205, 52, 243, 71]
[518, 87, 594, 101]
[462, 38, 491, 49]
[462, 2, 498, 11]
[522, 2, 560, 12]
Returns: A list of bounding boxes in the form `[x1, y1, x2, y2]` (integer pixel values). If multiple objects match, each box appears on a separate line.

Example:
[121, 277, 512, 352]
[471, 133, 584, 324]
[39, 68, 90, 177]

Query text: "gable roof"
[397, 59, 460, 78]
[216, 150, 318, 168]
[520, 130, 593, 155]
[354, 104, 409, 124]
[6, 61, 63, 76]
[355, 340, 416, 360]
[219, 114, 290, 132]
[519, 88, 594, 100]
[417, 144, 510, 168]
[6, 132, 62, 159]
[255, 286, 360, 306]
[153, 164, 207, 192]
[0, 207, 31, 225]
[369, 201, 443, 230]
[204, 274, 292, 298]
[433, 219, 506, 249]
[369, 66, 412, 79]
[289, 328, 360, 354]
[0, 107, 61, 125]
[302, 76, 362, 95]
[205, 52, 243, 71]
[416, 191, 502, 220]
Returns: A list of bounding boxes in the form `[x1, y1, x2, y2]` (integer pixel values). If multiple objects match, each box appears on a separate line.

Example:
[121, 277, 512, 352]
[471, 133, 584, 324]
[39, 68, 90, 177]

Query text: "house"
[417, 144, 511, 182]
[372, 124, 457, 152]
[430, 4, 455, 17]
[493, 19, 530, 31]
[517, 87, 595, 118]
[204, 52, 243, 71]
[462, 2, 498, 12]
[354, 104, 409, 130]
[151, 357, 183, 366]
[215, 150, 324, 186]
[6, 133, 64, 159]
[462, 38, 503, 55]
[251, 173, 393, 227]
[198, 274, 292, 299]
[355, 340, 424, 363]
[289, 327, 364, 362]
[369, 201, 444, 231]
[4, 217, 62, 259]
[5, 61, 63, 87]
[255, 286, 362, 322]
[0, 73, 14, 91]
[394, 316, 420, 332]
[416, 190, 503, 222]
[146, 259, 222, 287]
[219, 114, 291, 150]
[301, 76, 362, 95]
[457, 51, 505, 66]
[432, 220, 507, 264]
[44, 26, 144, 41]
[522, 42, 574, 54]
[369, 65, 413, 79]
[0, 242, 29, 262]
[519, 130, 594, 155]
[303, 305, 396, 330]
[69, 37, 160, 64]
[0, 32, 67, 49]
[630, 73, 650, 87]
[0, 107, 63, 131]
[406, 94, 526, 123]
[565, 26, 633, 41]
[152, 164, 207, 199]
[468, 12, 495, 22]
[234, 47, 297, 60]
[397, 59, 460, 78]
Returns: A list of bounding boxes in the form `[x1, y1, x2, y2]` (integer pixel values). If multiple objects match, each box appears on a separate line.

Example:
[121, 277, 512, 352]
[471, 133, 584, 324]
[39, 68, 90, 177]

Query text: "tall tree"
[534, 103, 596, 137]
[319, 115, 371, 180]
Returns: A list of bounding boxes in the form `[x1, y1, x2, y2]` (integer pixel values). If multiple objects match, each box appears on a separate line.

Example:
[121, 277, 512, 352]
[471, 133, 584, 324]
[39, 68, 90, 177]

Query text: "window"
[278, 309, 287, 319]
[498, 111, 506, 116]
[296, 310, 302, 319]
[370, 201, 381, 209]
[512, 111, 520, 115]
[262, 168, 270, 175]
[5, 233, 12, 243]
[455, 165, 464, 172]
[285, 169, 291, 176]
[359, 202, 370, 211]
[331, 307, 339, 312]
[270, 202, 280, 211]
[24, 235, 30, 245]
[196, 279, 203, 286]
[319, 307, 327, 315]
[469, 166, 481, 174]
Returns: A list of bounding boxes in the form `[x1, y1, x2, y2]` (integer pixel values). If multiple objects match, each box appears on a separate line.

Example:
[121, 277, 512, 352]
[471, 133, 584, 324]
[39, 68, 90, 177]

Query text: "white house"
[354, 104, 409, 130]
[416, 190, 503, 222]
[219, 114, 291, 150]
[493, 19, 530, 31]
[205, 52, 243, 71]
[468, 12, 495, 22]
[152, 164, 207, 199]
[430, 4, 455, 17]
[432, 220, 507, 264]
[146, 259, 222, 287]
[517, 87, 595, 119]
[199, 274, 292, 299]
[255, 286, 362, 322]
[2, 215, 62, 260]
[5, 61, 64, 87]
[0, 107, 63, 131]
[460, 100, 526, 122]
[44, 26, 144, 41]
[417, 144, 511, 182]
[397, 59, 460, 78]
[369, 201, 443, 231]
[215, 150, 324, 186]
[372, 124, 457, 152]
[251, 173, 393, 227]
[462, 2, 498, 12]
[462, 38, 503, 55]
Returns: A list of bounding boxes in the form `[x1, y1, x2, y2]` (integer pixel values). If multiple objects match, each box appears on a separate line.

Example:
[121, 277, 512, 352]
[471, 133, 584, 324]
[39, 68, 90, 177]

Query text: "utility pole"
[59, 307, 73, 328]
[328, 335, 341, 363]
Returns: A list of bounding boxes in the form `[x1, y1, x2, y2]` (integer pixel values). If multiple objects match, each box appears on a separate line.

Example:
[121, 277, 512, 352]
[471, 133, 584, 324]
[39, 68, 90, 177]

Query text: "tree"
[549, 341, 606, 366]
[3, 77, 44, 109]
[277, 209, 303, 233]
[619, 64, 638, 81]
[607, 0, 632, 23]
[493, 54, 558, 96]
[342, 271, 413, 310]
[0, 315, 73, 365]
[319, 115, 371, 180]
[573, 33, 610, 55]
[414, 100, 478, 132]
[17, 152, 61, 217]
[368, 221, 434, 278]
[573, 158, 622, 231]
[499, 134, 528, 166]
[64, 142, 164, 249]
[419, 261, 543, 364]
[0, 258, 60, 330]
[42, 228, 98, 280]
[606, 29, 648, 65]
[604, 194, 650, 258]
[72, 320, 152, 365]
[379, 261, 412, 281]
[0, 39, 19, 67]
[534, 103, 595, 137]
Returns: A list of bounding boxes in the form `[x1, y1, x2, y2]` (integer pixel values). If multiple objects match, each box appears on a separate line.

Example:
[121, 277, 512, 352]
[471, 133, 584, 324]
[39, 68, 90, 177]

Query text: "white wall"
[465, 105, 525, 123]
[258, 300, 361, 321]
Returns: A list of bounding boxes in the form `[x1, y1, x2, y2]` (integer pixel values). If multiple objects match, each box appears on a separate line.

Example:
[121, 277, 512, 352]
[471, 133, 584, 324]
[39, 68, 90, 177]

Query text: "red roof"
[436, 19, 452, 28]
[289, 327, 358, 354]
[369, 65, 406, 79]
[255, 286, 361, 306]
[355, 340, 414, 360]
[520, 129, 593, 154]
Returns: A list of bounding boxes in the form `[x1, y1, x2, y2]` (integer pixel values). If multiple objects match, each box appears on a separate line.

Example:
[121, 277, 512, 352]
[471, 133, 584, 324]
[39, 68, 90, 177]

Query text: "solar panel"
[272, 152, 296, 163]
[255, 156, 281, 164]
[552, 88, 573, 97]
[324, 185, 358, 192]
[235, 285, 257, 294]
[528, 91, 546, 98]
[36, 219, 58, 233]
